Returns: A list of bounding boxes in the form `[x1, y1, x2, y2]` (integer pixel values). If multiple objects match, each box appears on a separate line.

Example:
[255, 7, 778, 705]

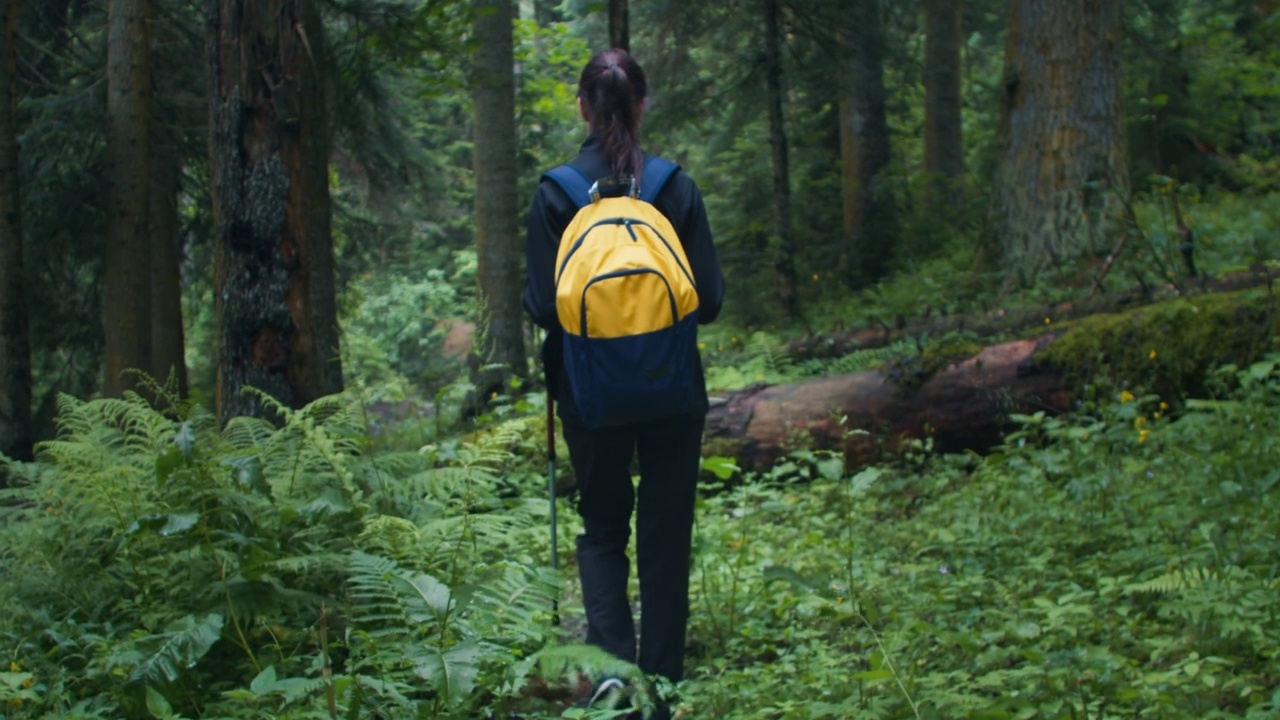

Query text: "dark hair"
[578, 48, 648, 179]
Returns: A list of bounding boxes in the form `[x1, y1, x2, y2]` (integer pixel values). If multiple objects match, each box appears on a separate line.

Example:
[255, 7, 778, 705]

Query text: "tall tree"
[609, 0, 629, 51]
[149, 126, 188, 398]
[763, 0, 798, 316]
[208, 0, 343, 422]
[104, 0, 153, 396]
[838, 0, 897, 287]
[471, 0, 526, 397]
[0, 0, 31, 465]
[923, 0, 964, 199]
[146, 3, 200, 400]
[991, 0, 1128, 282]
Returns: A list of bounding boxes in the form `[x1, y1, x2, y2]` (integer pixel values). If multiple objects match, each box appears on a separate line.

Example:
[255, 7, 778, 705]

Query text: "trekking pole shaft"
[547, 391, 560, 625]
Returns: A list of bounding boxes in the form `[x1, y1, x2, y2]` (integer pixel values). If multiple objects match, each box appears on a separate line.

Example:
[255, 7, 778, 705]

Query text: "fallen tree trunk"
[704, 335, 1069, 472]
[707, 287, 1279, 472]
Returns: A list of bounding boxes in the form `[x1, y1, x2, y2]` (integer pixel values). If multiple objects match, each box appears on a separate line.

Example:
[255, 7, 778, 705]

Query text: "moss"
[920, 336, 987, 375]
[1036, 289, 1279, 396]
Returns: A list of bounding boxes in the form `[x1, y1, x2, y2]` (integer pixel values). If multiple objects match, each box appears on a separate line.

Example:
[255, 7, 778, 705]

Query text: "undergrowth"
[2, 360, 1278, 718]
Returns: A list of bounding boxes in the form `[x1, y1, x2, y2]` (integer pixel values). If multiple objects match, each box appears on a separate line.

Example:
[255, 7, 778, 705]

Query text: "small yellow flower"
[812, 273, 820, 281]
[1045, 317, 1052, 325]
[1160, 401, 1169, 411]
[1120, 390, 1135, 403]
[8, 661, 19, 672]
[1149, 349, 1158, 360]
[1153, 411, 1161, 419]
[1135, 416, 1147, 429]
[1138, 429, 1150, 443]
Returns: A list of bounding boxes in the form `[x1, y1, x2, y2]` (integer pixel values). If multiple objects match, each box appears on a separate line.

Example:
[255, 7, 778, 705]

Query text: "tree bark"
[471, 0, 526, 399]
[923, 0, 964, 202]
[608, 0, 628, 52]
[208, 0, 343, 423]
[838, 0, 897, 287]
[149, 127, 188, 399]
[0, 0, 32, 465]
[763, 0, 798, 316]
[704, 337, 1070, 472]
[991, 0, 1128, 283]
[104, 0, 153, 396]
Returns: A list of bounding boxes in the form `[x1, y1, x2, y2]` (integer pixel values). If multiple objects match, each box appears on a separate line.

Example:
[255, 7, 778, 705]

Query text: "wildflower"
[1160, 401, 1169, 411]
[812, 273, 820, 281]
[940, 566, 949, 575]
[1120, 390, 1135, 403]
[1138, 429, 1150, 444]
[1149, 349, 1158, 360]
[1045, 317, 1052, 325]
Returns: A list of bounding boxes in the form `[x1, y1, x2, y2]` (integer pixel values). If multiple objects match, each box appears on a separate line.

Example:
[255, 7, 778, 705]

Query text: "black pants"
[561, 413, 704, 683]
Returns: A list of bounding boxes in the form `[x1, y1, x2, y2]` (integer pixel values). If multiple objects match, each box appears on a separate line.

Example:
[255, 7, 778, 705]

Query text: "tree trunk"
[471, 0, 526, 399]
[763, 0, 798, 317]
[149, 129, 188, 399]
[991, 0, 1128, 283]
[0, 0, 32, 466]
[704, 337, 1069, 472]
[838, 0, 897, 287]
[208, 0, 343, 423]
[608, 0, 628, 52]
[923, 0, 964, 202]
[104, 0, 153, 396]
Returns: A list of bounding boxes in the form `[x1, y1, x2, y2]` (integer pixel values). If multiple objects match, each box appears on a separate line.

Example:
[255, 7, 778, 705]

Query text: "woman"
[522, 48, 725, 716]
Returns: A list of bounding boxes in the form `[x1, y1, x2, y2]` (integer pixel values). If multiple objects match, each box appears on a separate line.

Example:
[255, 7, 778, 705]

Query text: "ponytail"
[578, 49, 648, 179]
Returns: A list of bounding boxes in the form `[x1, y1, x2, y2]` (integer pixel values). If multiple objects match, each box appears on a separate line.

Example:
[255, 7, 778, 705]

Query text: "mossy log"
[707, 289, 1278, 473]
[704, 336, 1070, 472]
[787, 267, 1277, 362]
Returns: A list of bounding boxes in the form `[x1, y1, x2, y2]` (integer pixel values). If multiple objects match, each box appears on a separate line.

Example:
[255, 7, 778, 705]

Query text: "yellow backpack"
[545, 158, 700, 427]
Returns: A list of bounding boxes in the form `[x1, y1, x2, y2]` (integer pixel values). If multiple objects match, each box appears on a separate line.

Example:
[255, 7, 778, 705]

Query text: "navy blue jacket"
[523, 133, 725, 424]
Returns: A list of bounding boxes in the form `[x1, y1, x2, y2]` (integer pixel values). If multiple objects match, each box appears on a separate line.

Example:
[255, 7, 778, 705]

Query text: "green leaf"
[129, 613, 224, 685]
[815, 456, 844, 481]
[414, 641, 482, 704]
[155, 446, 183, 483]
[160, 512, 200, 536]
[851, 668, 893, 682]
[700, 455, 740, 480]
[249, 665, 277, 695]
[146, 685, 174, 719]
[849, 467, 883, 493]
[174, 421, 196, 461]
[224, 455, 270, 496]
[398, 570, 453, 618]
[762, 565, 821, 591]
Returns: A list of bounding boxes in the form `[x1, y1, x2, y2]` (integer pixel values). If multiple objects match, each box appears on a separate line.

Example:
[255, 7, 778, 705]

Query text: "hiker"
[522, 48, 726, 717]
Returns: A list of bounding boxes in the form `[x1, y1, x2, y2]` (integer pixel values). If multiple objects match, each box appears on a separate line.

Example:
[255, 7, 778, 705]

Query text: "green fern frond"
[1124, 566, 1221, 595]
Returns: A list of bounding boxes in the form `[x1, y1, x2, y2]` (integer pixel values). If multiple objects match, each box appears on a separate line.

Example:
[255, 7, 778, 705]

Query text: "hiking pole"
[546, 389, 560, 626]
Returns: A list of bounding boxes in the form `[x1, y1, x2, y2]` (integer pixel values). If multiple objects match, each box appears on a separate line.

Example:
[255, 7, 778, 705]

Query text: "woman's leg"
[562, 421, 640, 664]
[634, 414, 705, 682]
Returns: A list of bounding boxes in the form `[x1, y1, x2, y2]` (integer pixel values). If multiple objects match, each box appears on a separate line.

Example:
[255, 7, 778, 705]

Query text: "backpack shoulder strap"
[639, 157, 680, 204]
[542, 164, 594, 210]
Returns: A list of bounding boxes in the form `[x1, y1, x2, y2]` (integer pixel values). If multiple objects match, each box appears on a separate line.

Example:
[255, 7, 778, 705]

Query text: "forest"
[1, 0, 1278, 718]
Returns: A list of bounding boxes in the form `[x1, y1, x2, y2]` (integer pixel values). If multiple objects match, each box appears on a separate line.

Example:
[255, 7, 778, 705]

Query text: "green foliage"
[673, 360, 1280, 719]
[0, 391, 568, 719]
